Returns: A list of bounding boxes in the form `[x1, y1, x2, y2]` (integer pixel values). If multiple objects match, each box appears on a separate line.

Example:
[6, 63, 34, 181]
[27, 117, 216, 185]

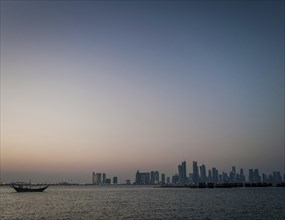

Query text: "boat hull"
[12, 185, 49, 192]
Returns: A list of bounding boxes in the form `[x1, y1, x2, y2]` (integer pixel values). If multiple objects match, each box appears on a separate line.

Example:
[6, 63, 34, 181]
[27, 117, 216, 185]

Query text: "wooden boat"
[11, 183, 49, 192]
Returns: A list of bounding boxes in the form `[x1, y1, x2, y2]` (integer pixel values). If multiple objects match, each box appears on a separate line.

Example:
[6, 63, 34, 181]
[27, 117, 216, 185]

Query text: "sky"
[1, 1, 284, 184]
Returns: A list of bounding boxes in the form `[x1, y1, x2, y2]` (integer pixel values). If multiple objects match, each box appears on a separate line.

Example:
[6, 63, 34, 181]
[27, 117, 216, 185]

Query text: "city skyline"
[2, 159, 284, 185]
[135, 160, 284, 186]
[1, 1, 284, 183]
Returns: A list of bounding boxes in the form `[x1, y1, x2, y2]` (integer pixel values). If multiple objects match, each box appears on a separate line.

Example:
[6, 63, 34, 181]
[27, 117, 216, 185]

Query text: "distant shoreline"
[1, 182, 284, 188]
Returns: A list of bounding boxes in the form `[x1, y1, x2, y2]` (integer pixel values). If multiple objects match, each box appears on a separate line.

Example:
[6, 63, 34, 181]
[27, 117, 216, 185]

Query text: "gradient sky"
[1, 1, 284, 183]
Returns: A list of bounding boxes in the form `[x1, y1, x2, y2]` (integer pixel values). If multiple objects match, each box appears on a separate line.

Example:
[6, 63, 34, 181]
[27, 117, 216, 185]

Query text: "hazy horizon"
[1, 1, 284, 183]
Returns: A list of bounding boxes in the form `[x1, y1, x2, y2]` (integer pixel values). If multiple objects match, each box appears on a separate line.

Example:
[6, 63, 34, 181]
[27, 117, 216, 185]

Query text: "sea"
[1, 185, 284, 220]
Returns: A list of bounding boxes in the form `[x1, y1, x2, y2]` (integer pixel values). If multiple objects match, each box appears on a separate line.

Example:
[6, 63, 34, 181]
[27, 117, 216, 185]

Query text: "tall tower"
[154, 171, 160, 184]
[96, 173, 102, 185]
[178, 165, 183, 184]
[178, 161, 187, 184]
[212, 167, 218, 183]
[182, 161, 187, 184]
[113, 177, 118, 184]
[103, 173, 106, 184]
[200, 164, 206, 183]
[193, 161, 199, 184]
[161, 173, 166, 184]
[249, 169, 253, 183]
[92, 172, 95, 185]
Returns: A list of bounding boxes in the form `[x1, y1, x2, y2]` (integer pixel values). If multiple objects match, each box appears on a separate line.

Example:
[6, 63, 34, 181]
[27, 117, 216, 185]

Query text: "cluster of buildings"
[187, 161, 246, 184]
[248, 169, 283, 185]
[92, 172, 118, 185]
[135, 161, 284, 185]
[135, 170, 166, 185]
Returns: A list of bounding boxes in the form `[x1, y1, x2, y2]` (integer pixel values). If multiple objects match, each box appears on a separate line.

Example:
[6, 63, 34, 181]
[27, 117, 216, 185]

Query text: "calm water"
[1, 185, 284, 220]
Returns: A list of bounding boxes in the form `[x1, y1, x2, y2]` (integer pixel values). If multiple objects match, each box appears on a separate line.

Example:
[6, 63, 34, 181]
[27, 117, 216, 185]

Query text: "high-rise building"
[222, 172, 229, 183]
[151, 171, 155, 184]
[240, 168, 245, 183]
[178, 161, 187, 184]
[262, 174, 267, 183]
[166, 177, 170, 184]
[253, 169, 261, 183]
[208, 170, 212, 183]
[240, 168, 244, 176]
[268, 174, 273, 183]
[135, 170, 140, 184]
[199, 164, 206, 183]
[182, 161, 187, 184]
[96, 173, 102, 185]
[172, 174, 179, 184]
[161, 173, 166, 184]
[92, 172, 96, 185]
[218, 174, 223, 183]
[150, 171, 160, 184]
[232, 166, 236, 174]
[113, 177, 118, 184]
[135, 170, 151, 185]
[230, 166, 236, 183]
[92, 172, 102, 185]
[192, 161, 199, 184]
[249, 169, 254, 183]
[154, 171, 159, 184]
[178, 165, 183, 184]
[212, 167, 218, 183]
[272, 171, 282, 185]
[103, 173, 106, 184]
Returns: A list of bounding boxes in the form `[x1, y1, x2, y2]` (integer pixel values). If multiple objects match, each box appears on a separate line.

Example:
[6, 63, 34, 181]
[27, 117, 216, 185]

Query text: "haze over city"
[1, 1, 284, 183]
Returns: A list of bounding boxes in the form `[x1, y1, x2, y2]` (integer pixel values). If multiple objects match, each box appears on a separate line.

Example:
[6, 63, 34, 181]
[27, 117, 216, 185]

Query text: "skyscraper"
[161, 173, 166, 184]
[193, 161, 199, 184]
[150, 171, 160, 184]
[208, 170, 212, 183]
[253, 169, 261, 183]
[222, 172, 229, 183]
[272, 171, 282, 184]
[103, 173, 106, 184]
[172, 174, 179, 184]
[211, 167, 218, 183]
[262, 174, 267, 183]
[135, 170, 151, 185]
[232, 166, 236, 175]
[249, 169, 254, 183]
[154, 171, 160, 184]
[178, 165, 183, 184]
[200, 164, 206, 183]
[151, 171, 155, 184]
[240, 168, 245, 183]
[240, 168, 244, 176]
[230, 166, 236, 183]
[166, 177, 170, 184]
[113, 176, 118, 184]
[182, 161, 187, 184]
[92, 172, 102, 185]
[96, 173, 102, 185]
[178, 161, 187, 184]
[92, 172, 96, 185]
